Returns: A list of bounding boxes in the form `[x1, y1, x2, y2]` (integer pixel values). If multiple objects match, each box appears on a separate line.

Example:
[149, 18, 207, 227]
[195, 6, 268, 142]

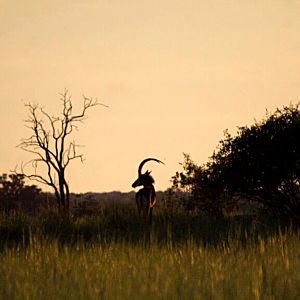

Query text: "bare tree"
[19, 90, 106, 213]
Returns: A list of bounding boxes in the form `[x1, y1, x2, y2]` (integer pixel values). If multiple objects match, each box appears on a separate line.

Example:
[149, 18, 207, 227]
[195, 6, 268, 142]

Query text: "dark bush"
[174, 104, 300, 219]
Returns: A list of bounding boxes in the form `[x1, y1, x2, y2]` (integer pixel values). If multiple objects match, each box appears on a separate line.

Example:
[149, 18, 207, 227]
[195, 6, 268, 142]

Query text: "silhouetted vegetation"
[0, 205, 297, 251]
[0, 173, 46, 215]
[19, 90, 104, 214]
[173, 104, 300, 219]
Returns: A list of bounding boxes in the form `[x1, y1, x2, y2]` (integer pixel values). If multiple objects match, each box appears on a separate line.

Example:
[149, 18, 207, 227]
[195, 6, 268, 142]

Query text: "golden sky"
[1, 0, 300, 192]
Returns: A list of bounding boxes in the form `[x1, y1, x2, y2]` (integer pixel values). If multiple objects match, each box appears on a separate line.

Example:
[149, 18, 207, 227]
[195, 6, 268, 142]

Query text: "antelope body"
[132, 158, 164, 223]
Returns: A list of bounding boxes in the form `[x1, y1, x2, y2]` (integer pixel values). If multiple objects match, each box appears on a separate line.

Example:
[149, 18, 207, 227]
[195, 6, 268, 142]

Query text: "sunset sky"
[1, 0, 300, 193]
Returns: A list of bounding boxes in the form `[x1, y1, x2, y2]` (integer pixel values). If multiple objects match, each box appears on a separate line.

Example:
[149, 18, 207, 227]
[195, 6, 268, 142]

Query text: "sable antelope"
[132, 158, 164, 223]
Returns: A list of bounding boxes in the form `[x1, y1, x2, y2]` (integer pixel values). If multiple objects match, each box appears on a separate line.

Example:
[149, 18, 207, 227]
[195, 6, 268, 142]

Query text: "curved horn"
[138, 158, 164, 176]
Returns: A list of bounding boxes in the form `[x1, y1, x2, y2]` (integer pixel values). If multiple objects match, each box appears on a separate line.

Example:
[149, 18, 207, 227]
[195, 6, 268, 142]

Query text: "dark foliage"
[173, 104, 300, 218]
[0, 173, 45, 215]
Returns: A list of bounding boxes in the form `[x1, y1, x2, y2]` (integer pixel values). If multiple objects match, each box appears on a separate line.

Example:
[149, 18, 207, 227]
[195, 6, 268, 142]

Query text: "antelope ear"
[145, 170, 151, 175]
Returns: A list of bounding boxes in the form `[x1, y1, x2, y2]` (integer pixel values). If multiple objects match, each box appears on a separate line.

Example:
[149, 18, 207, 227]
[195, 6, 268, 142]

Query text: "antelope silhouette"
[132, 158, 164, 223]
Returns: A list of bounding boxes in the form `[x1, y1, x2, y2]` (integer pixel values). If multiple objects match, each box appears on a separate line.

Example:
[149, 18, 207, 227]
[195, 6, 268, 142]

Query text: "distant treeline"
[0, 174, 186, 217]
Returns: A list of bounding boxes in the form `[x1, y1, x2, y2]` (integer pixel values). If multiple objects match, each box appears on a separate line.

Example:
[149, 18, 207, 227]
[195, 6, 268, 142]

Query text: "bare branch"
[19, 90, 102, 212]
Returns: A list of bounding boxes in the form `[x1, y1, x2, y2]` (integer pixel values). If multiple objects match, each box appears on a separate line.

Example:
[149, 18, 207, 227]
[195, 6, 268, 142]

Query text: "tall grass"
[0, 207, 299, 299]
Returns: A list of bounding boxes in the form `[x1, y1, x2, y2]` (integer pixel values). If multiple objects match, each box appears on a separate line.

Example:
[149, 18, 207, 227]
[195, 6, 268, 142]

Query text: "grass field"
[0, 207, 299, 299]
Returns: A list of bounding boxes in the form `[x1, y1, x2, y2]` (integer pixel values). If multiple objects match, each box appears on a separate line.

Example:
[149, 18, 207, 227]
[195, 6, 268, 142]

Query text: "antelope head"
[132, 158, 164, 188]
